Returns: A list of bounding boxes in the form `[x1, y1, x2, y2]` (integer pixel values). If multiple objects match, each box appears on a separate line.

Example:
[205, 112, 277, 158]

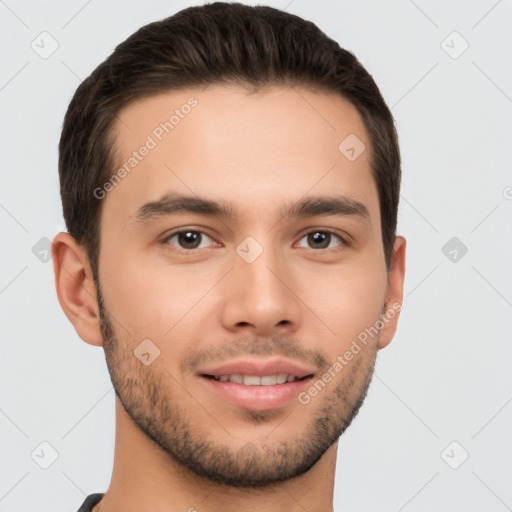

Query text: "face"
[94, 84, 402, 486]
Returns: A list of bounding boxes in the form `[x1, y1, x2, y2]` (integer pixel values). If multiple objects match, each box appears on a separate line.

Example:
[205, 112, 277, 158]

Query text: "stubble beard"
[97, 284, 378, 488]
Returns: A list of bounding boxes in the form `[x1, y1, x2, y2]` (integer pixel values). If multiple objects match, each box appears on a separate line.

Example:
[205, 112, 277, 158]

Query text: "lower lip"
[200, 376, 313, 411]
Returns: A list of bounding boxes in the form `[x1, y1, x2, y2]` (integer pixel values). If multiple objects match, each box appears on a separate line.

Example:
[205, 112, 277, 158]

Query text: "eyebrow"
[134, 193, 370, 224]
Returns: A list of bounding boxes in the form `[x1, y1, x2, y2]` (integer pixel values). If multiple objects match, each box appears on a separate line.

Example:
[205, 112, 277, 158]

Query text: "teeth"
[212, 374, 299, 385]
[276, 373, 288, 384]
[260, 375, 277, 385]
[243, 375, 261, 386]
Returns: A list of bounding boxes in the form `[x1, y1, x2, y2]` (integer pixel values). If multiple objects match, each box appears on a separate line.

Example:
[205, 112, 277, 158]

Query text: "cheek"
[298, 261, 387, 354]
[99, 250, 218, 343]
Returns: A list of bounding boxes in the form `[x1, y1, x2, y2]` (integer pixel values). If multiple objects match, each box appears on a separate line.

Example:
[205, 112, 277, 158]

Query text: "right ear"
[52, 232, 104, 347]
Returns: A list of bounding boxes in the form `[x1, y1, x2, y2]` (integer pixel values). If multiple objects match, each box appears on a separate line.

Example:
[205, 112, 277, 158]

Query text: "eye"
[296, 230, 344, 250]
[165, 230, 215, 250]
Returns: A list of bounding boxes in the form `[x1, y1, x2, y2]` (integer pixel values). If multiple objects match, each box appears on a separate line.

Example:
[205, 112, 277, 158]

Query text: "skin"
[53, 84, 406, 512]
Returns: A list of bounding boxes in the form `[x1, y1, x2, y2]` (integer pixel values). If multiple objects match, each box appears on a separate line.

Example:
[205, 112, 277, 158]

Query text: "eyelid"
[161, 227, 350, 252]
[162, 228, 221, 250]
[294, 228, 348, 250]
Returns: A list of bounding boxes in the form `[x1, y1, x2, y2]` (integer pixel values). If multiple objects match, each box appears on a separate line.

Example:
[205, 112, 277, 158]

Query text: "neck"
[95, 398, 338, 512]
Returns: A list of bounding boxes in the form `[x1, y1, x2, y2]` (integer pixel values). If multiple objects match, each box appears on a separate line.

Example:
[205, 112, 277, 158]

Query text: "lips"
[197, 358, 315, 411]
[198, 358, 315, 380]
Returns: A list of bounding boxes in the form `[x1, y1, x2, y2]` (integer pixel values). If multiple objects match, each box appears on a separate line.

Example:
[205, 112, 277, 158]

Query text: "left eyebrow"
[280, 196, 370, 224]
[133, 193, 370, 225]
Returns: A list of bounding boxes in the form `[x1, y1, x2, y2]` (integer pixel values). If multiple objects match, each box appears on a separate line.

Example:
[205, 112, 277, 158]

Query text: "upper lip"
[198, 358, 316, 379]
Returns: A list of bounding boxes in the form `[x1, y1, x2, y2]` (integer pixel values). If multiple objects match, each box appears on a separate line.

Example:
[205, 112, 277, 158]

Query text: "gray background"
[1, 0, 511, 510]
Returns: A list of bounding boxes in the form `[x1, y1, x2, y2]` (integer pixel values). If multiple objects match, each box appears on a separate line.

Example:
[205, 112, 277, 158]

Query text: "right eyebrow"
[134, 194, 237, 223]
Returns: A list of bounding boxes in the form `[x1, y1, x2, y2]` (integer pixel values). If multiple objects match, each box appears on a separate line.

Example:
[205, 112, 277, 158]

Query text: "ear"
[378, 236, 406, 349]
[52, 232, 104, 346]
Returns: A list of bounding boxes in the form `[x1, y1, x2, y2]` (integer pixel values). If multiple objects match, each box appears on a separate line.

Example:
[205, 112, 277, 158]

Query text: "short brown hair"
[59, 2, 400, 276]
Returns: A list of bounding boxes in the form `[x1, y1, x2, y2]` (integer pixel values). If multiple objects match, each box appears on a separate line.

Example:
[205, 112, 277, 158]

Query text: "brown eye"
[166, 230, 213, 250]
[297, 231, 343, 250]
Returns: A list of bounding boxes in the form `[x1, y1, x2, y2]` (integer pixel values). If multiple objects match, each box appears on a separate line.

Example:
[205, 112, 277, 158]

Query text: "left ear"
[378, 236, 406, 349]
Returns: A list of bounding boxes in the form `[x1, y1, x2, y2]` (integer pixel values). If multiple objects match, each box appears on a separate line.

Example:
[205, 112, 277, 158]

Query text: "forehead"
[105, 84, 379, 225]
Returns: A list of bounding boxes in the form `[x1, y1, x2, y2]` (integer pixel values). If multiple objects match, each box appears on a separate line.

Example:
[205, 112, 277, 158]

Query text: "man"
[52, 2, 406, 511]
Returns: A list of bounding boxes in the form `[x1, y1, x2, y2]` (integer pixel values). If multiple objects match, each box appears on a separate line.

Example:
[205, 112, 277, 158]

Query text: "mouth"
[202, 373, 311, 385]
[197, 359, 315, 411]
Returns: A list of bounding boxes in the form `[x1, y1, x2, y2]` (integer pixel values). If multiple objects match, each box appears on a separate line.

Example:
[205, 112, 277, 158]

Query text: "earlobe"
[378, 236, 406, 350]
[52, 232, 104, 347]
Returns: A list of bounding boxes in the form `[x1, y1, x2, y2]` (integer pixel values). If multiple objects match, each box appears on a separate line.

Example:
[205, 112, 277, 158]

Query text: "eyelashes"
[164, 230, 216, 250]
[295, 229, 345, 250]
[163, 228, 348, 252]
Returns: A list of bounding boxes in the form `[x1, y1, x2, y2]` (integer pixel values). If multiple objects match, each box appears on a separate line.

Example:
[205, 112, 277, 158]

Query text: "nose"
[220, 241, 302, 337]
